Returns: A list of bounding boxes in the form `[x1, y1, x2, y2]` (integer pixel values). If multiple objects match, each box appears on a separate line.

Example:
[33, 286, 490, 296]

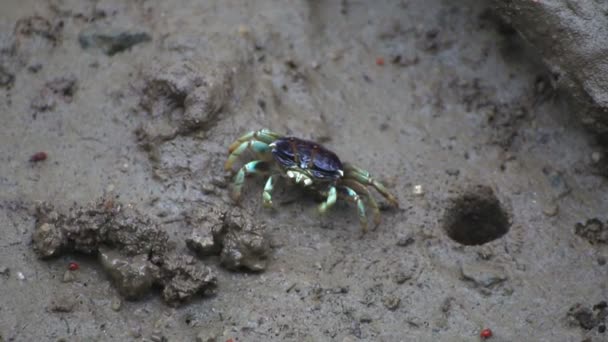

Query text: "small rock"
[111, 297, 122, 311]
[396, 233, 415, 247]
[62, 270, 75, 283]
[412, 185, 424, 196]
[150, 330, 167, 342]
[542, 202, 559, 217]
[32, 222, 65, 258]
[591, 151, 602, 164]
[382, 295, 401, 311]
[237, 25, 250, 37]
[393, 271, 412, 284]
[0, 266, 9, 276]
[460, 262, 507, 288]
[49, 295, 76, 313]
[359, 314, 373, 323]
[79, 27, 151, 56]
[445, 168, 460, 176]
[98, 248, 159, 300]
[16, 272, 25, 281]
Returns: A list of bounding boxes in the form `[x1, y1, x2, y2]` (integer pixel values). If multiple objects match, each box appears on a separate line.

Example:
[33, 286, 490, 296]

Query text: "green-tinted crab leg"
[228, 129, 282, 153]
[262, 175, 277, 208]
[338, 185, 368, 233]
[225, 140, 272, 170]
[318, 186, 337, 214]
[341, 179, 381, 228]
[232, 160, 269, 201]
[343, 163, 399, 207]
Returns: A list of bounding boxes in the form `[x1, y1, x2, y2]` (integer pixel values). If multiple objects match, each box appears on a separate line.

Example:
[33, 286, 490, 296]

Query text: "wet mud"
[1, 0, 608, 341]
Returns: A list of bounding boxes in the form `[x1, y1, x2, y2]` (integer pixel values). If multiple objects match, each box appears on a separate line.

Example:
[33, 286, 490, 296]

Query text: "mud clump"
[135, 59, 233, 150]
[32, 199, 217, 306]
[31, 76, 78, 112]
[157, 254, 217, 305]
[567, 302, 608, 331]
[33, 198, 169, 259]
[186, 207, 270, 272]
[14, 16, 62, 45]
[443, 185, 510, 246]
[575, 218, 608, 245]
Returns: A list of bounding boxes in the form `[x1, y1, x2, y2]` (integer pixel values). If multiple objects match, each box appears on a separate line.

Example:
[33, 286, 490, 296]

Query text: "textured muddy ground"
[1, 0, 608, 341]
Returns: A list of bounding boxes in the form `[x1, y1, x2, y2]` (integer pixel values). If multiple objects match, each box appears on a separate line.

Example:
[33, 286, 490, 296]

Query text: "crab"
[224, 129, 399, 233]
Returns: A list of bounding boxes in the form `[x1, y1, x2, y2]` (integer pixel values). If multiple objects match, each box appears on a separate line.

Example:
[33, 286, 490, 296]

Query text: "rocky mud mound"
[32, 199, 217, 306]
[186, 206, 270, 272]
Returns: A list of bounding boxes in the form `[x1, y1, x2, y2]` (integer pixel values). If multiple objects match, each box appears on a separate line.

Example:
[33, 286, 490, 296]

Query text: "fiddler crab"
[224, 129, 399, 233]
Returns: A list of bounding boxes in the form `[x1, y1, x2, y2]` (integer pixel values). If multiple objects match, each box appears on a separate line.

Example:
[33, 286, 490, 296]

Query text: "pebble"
[17, 272, 25, 281]
[0, 266, 9, 276]
[237, 25, 250, 37]
[542, 202, 559, 217]
[111, 297, 122, 311]
[393, 271, 412, 284]
[396, 233, 415, 247]
[49, 296, 76, 313]
[412, 185, 424, 196]
[359, 314, 373, 323]
[383, 295, 401, 311]
[591, 151, 602, 163]
[445, 168, 460, 176]
[150, 330, 167, 342]
[62, 270, 75, 283]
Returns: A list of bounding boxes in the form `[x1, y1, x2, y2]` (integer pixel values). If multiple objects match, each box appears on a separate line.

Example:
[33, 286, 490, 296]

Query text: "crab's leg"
[341, 179, 381, 229]
[337, 186, 368, 233]
[228, 129, 283, 153]
[343, 163, 399, 207]
[232, 160, 269, 201]
[318, 186, 337, 214]
[225, 140, 272, 171]
[262, 175, 278, 208]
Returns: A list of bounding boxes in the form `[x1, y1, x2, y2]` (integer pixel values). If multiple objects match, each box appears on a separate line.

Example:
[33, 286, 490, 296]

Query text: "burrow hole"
[443, 185, 510, 246]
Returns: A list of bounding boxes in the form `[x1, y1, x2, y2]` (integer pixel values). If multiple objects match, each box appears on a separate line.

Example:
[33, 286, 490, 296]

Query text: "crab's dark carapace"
[271, 137, 343, 180]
